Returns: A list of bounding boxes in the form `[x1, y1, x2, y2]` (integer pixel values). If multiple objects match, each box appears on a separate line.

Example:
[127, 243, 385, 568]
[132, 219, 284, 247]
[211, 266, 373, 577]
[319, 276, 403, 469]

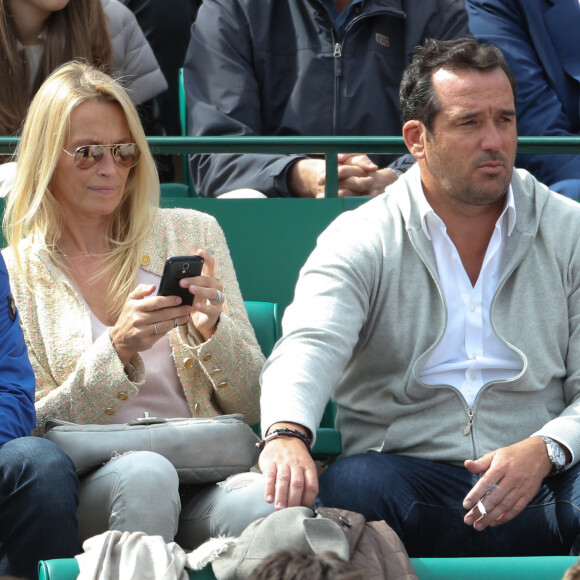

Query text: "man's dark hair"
[400, 37, 518, 132]
[248, 549, 364, 580]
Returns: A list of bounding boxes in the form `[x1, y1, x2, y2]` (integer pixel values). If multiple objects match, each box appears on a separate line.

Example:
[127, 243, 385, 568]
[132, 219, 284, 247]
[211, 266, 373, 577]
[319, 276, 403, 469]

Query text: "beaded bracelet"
[256, 427, 312, 452]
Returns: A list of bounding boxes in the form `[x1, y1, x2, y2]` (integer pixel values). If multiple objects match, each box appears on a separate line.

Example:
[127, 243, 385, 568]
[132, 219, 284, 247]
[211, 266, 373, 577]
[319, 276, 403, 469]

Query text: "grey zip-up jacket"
[184, 0, 470, 197]
[103, 0, 167, 105]
[260, 165, 580, 466]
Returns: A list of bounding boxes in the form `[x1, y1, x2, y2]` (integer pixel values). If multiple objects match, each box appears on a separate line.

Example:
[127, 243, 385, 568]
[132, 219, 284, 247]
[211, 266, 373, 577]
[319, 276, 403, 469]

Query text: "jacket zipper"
[326, 1, 405, 132]
[333, 41, 342, 134]
[463, 407, 474, 435]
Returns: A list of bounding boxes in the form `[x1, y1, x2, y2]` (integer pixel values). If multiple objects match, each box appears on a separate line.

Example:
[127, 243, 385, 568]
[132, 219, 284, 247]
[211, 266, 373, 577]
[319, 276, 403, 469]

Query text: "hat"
[211, 506, 350, 580]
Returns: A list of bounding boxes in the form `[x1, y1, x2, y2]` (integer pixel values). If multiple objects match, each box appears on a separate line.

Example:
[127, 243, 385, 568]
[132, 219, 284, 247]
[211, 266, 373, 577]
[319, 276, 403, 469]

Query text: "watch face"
[546, 440, 566, 471]
[551, 443, 566, 468]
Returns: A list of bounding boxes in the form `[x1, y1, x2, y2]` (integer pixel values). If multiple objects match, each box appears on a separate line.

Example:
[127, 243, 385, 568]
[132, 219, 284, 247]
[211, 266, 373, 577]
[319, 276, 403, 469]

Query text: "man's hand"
[333, 154, 399, 197]
[462, 437, 553, 531]
[287, 155, 400, 198]
[287, 159, 326, 197]
[258, 422, 319, 510]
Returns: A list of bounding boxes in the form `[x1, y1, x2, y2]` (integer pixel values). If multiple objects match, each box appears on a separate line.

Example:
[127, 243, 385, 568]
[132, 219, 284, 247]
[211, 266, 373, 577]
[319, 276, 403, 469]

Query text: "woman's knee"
[107, 450, 179, 489]
[211, 472, 275, 535]
[79, 451, 180, 541]
[177, 472, 274, 548]
[96, 451, 181, 512]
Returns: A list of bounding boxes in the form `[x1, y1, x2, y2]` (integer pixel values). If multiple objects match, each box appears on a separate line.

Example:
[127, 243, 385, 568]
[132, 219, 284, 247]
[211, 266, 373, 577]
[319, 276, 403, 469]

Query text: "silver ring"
[173, 317, 179, 328]
[209, 289, 223, 305]
[153, 322, 159, 335]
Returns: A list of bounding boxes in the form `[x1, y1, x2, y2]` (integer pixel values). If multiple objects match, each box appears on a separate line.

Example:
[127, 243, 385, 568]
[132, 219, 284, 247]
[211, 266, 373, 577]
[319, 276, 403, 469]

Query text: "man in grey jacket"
[258, 38, 580, 556]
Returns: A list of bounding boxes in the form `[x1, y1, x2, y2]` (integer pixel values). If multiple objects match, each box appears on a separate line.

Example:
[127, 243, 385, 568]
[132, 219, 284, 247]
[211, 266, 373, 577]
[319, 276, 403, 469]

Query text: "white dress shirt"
[417, 187, 523, 406]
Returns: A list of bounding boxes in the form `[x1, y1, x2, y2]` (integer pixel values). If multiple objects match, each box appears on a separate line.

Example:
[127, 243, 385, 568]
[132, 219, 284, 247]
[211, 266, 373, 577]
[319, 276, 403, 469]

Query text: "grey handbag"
[44, 414, 260, 484]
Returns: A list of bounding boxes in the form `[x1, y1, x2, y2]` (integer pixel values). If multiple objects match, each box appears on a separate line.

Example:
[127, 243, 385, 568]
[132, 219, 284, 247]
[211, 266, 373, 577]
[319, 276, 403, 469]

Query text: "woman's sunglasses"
[63, 143, 140, 169]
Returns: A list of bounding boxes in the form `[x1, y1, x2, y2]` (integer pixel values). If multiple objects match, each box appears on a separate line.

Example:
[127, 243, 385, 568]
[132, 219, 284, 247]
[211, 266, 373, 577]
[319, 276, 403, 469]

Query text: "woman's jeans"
[78, 451, 274, 549]
[318, 453, 580, 557]
[0, 437, 80, 578]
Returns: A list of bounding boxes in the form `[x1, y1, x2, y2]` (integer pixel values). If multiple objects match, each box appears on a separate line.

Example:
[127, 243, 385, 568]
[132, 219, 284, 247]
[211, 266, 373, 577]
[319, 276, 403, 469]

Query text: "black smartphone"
[158, 255, 204, 306]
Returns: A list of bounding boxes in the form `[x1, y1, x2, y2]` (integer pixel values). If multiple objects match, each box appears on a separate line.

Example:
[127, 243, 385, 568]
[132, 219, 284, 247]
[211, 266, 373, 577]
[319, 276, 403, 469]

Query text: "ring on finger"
[209, 289, 224, 305]
[153, 322, 159, 335]
[173, 317, 179, 328]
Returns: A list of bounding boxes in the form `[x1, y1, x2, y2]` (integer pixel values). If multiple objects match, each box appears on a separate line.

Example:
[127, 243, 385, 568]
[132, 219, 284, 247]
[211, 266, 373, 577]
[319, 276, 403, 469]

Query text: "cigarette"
[477, 499, 487, 518]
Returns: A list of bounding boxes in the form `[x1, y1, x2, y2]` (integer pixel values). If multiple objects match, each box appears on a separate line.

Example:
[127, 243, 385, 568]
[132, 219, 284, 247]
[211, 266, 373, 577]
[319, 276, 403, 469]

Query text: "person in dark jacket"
[119, 0, 201, 138]
[466, 0, 580, 200]
[183, 0, 471, 198]
[0, 253, 79, 579]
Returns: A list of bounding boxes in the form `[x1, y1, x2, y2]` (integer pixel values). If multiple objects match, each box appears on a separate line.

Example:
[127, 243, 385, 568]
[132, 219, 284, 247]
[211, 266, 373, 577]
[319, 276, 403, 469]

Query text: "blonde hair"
[3, 60, 160, 321]
[0, 0, 112, 136]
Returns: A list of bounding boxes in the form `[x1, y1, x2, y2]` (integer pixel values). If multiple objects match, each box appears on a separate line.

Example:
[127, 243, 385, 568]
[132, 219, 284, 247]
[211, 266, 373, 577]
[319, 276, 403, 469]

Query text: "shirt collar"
[318, 0, 364, 33]
[418, 184, 516, 241]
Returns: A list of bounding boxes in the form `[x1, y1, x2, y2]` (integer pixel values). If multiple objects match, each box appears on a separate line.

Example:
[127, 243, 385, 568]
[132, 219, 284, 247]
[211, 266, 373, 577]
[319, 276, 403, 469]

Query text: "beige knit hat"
[211, 506, 350, 580]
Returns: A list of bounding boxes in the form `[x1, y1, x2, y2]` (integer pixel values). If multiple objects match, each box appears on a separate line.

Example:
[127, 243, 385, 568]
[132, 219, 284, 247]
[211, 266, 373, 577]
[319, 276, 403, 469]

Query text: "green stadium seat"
[38, 558, 212, 580]
[38, 555, 580, 579]
[160, 182, 191, 198]
[244, 300, 280, 358]
[178, 68, 197, 197]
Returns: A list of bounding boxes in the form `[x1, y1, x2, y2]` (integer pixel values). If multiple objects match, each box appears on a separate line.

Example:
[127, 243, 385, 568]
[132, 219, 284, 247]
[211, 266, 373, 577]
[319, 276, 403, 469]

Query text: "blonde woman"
[2, 61, 272, 548]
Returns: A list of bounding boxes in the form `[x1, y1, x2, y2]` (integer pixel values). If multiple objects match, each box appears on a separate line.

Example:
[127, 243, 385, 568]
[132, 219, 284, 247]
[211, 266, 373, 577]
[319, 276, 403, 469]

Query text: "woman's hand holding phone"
[179, 249, 226, 341]
[110, 249, 225, 365]
[109, 284, 193, 366]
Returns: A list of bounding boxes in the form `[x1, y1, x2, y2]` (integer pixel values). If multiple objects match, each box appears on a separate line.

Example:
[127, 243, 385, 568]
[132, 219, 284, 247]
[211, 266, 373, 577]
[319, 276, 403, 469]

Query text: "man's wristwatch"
[534, 435, 566, 474]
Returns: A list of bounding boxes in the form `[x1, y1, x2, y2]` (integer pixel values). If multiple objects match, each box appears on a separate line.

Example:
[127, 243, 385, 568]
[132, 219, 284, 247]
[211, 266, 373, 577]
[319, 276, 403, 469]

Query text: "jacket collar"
[394, 164, 549, 279]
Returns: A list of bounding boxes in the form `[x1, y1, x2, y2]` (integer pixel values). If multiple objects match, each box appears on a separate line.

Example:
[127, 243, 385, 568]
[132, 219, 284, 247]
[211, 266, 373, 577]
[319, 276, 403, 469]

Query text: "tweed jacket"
[261, 166, 580, 466]
[3, 208, 264, 436]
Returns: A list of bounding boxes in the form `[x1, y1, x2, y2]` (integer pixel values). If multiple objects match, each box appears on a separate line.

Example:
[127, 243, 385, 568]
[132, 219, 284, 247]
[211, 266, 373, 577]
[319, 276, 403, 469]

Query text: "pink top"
[89, 269, 192, 422]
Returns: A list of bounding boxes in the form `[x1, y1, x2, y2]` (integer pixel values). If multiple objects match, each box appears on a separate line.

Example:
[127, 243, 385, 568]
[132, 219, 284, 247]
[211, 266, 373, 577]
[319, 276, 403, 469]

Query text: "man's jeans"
[318, 453, 580, 557]
[0, 437, 80, 578]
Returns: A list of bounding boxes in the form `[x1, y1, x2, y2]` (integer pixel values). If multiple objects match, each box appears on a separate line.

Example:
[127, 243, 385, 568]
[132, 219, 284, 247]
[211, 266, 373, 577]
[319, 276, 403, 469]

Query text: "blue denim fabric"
[317, 453, 580, 557]
[0, 437, 80, 578]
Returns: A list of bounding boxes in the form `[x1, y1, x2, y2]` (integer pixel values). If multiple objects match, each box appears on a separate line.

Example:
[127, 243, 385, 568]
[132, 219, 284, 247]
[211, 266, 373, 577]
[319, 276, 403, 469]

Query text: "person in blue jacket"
[466, 0, 580, 200]
[184, 0, 471, 198]
[0, 253, 79, 579]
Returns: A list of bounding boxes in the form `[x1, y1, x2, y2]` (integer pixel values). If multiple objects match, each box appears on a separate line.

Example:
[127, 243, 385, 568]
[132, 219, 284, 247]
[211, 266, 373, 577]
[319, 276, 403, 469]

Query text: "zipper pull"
[334, 42, 342, 57]
[463, 407, 474, 435]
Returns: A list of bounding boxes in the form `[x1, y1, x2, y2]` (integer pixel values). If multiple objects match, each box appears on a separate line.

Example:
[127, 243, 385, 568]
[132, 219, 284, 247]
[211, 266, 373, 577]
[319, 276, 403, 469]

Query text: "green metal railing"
[2, 136, 580, 198]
